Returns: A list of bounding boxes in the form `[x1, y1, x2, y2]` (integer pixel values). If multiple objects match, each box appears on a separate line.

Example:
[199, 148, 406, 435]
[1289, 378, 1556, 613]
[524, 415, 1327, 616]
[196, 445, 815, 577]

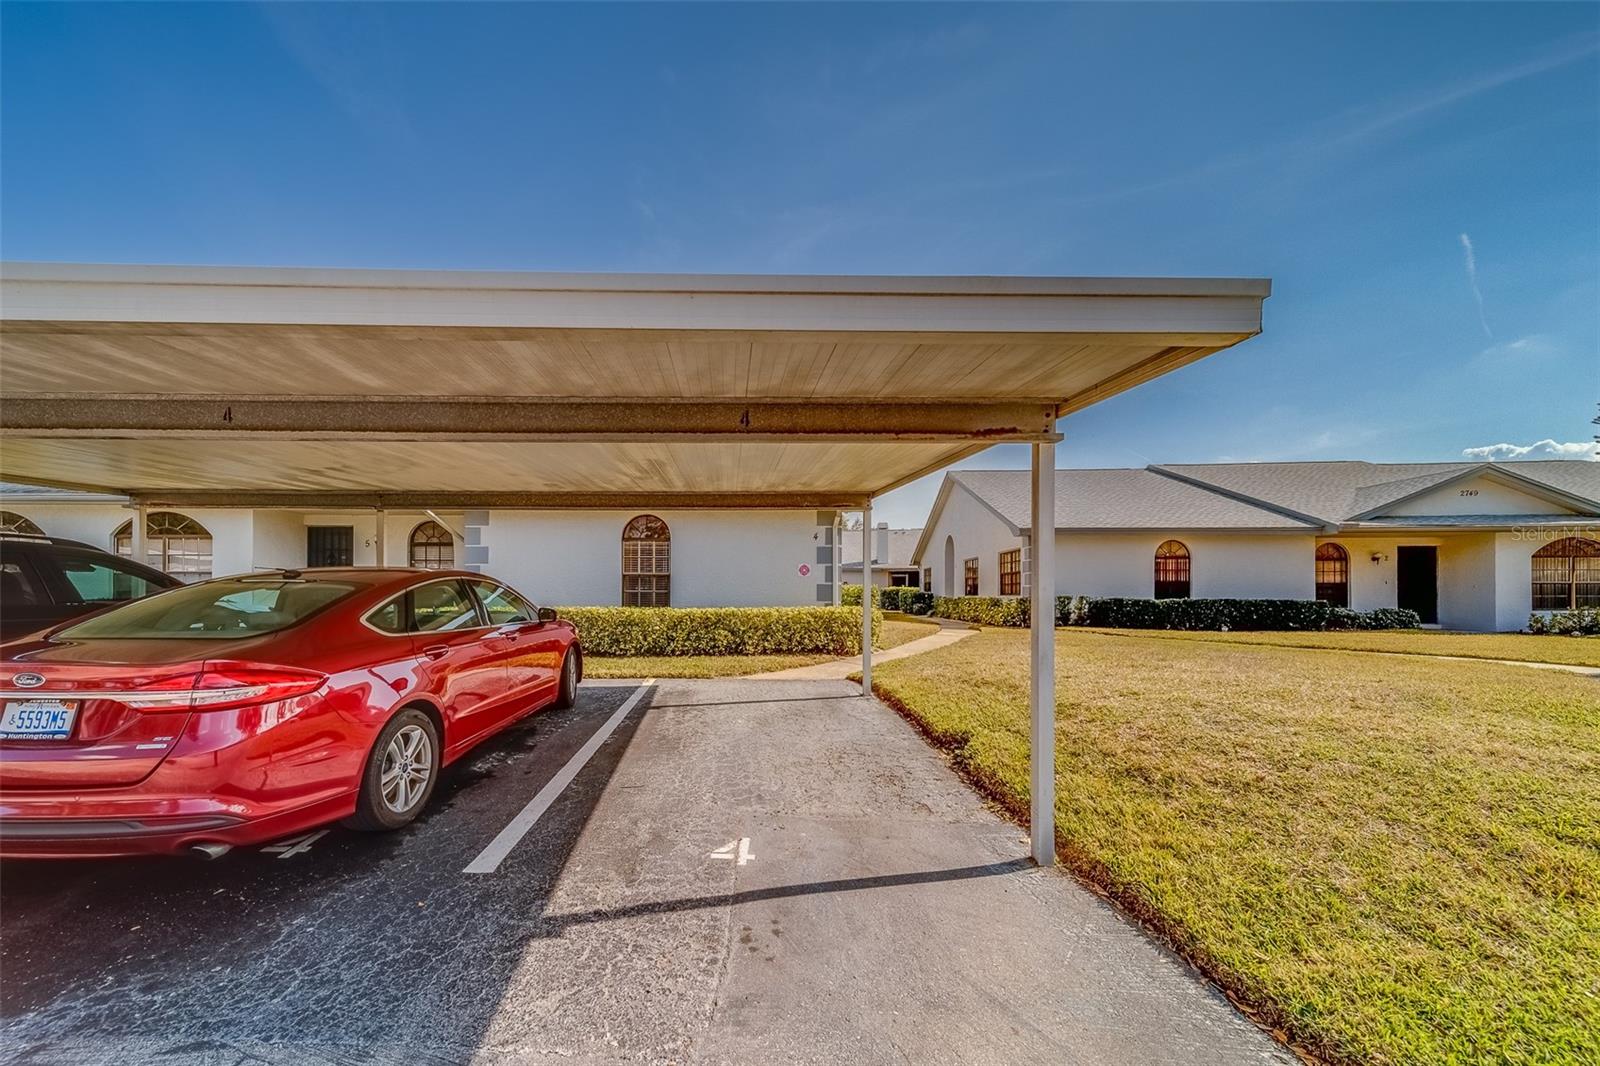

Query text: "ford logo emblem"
[12, 673, 45, 689]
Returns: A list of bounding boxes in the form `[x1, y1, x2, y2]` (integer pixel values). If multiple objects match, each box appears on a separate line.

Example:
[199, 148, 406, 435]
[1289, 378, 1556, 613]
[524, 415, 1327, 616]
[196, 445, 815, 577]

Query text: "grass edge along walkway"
[1070, 626, 1600, 671]
[868, 629, 1600, 1066]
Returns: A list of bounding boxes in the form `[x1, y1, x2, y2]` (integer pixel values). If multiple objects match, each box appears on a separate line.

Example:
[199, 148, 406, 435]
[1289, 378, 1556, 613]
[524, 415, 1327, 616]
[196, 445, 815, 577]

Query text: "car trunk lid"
[0, 640, 225, 789]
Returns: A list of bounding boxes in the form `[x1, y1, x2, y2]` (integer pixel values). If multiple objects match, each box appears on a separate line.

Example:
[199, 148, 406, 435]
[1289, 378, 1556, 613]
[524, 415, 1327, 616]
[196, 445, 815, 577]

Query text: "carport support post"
[131, 501, 148, 567]
[1029, 441, 1057, 866]
[860, 500, 872, 696]
[373, 507, 386, 566]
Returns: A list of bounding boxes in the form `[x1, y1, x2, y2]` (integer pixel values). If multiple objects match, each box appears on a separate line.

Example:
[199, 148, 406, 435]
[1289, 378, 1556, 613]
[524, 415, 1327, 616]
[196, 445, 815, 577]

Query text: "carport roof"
[0, 263, 1270, 507]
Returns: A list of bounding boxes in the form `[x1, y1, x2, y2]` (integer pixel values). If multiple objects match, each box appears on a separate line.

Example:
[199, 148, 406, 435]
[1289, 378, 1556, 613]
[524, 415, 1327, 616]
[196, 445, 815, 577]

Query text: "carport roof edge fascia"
[0, 261, 1272, 299]
[0, 262, 1270, 504]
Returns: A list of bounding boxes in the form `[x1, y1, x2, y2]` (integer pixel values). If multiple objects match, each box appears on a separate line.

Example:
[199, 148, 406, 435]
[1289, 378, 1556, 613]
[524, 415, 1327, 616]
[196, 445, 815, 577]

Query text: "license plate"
[0, 700, 79, 740]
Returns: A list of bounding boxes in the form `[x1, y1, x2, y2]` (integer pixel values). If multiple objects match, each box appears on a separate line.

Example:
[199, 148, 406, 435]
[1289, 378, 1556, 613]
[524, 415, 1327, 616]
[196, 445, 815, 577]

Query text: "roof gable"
[1362, 469, 1586, 519]
[920, 460, 1599, 546]
[1163, 461, 1599, 522]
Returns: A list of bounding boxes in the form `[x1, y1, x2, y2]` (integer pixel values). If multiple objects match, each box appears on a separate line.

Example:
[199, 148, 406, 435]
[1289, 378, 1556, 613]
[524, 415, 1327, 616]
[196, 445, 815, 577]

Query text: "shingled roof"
[914, 460, 1600, 562]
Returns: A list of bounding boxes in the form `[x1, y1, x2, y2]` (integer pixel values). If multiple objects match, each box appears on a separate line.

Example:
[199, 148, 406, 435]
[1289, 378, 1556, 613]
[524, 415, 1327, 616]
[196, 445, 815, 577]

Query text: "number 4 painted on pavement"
[709, 838, 754, 866]
[262, 830, 328, 858]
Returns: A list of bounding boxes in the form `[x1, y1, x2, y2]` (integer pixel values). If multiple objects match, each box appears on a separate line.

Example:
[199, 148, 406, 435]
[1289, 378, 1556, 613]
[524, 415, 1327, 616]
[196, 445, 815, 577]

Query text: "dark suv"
[0, 534, 180, 642]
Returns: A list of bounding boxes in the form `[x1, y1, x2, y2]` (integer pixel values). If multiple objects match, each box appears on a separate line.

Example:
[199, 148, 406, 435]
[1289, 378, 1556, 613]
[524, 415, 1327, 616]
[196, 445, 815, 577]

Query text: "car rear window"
[57, 579, 358, 639]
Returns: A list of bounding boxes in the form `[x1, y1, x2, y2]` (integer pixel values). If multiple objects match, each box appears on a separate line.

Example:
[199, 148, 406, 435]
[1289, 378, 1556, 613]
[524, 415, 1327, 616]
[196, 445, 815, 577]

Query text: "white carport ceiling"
[0, 264, 1270, 506]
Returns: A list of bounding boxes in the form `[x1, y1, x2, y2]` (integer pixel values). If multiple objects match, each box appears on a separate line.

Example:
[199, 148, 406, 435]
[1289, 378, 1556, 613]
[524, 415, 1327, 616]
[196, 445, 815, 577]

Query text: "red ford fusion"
[0, 568, 582, 859]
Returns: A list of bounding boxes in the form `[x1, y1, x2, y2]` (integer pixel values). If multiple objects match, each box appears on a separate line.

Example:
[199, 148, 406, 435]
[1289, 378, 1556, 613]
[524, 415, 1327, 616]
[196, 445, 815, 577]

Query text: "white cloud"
[1462, 439, 1599, 461]
[1459, 233, 1492, 339]
[1483, 334, 1558, 356]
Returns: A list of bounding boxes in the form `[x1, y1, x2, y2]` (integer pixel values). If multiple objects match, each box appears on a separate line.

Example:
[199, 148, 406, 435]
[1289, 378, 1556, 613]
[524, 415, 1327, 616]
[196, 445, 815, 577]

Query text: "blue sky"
[3, 2, 1596, 527]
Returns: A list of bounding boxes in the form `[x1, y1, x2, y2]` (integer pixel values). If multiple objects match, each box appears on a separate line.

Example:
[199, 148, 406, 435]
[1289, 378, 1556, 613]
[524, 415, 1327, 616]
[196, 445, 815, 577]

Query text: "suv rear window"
[58, 579, 358, 639]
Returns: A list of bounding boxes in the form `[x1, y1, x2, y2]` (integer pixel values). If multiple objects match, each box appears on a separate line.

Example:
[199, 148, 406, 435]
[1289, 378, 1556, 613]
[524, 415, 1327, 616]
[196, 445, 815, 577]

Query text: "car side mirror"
[537, 607, 558, 624]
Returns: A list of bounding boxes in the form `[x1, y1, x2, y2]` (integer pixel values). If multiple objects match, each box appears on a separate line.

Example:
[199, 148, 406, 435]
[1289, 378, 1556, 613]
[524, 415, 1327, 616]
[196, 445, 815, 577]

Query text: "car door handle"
[422, 644, 450, 660]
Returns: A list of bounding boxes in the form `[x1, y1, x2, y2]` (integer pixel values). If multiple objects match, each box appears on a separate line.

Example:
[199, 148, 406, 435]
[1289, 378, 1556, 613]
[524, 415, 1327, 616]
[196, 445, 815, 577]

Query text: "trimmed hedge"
[1069, 596, 1421, 631]
[933, 595, 1031, 627]
[917, 594, 1420, 632]
[556, 605, 880, 657]
[842, 584, 935, 615]
[1527, 607, 1600, 636]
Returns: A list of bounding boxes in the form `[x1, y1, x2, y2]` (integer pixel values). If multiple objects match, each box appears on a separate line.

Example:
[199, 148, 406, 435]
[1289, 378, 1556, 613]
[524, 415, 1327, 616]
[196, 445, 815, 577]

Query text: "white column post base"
[1030, 441, 1057, 866]
[860, 501, 873, 696]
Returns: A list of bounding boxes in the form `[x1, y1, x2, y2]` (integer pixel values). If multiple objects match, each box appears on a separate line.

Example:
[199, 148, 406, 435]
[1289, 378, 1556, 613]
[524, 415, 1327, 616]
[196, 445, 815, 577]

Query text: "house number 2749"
[1459, 489, 1478, 496]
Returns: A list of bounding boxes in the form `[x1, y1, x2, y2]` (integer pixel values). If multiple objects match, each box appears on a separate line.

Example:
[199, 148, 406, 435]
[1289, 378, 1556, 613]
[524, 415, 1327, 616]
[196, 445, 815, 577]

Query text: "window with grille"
[964, 557, 979, 596]
[0, 511, 43, 536]
[1315, 543, 1350, 607]
[115, 512, 213, 582]
[922, 567, 932, 592]
[998, 549, 1022, 596]
[1532, 537, 1600, 610]
[622, 514, 671, 606]
[1154, 540, 1191, 599]
[409, 521, 455, 569]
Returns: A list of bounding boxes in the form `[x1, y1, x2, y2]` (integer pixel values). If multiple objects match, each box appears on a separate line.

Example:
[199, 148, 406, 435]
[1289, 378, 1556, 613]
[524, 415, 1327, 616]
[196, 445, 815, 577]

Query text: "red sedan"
[0, 568, 582, 859]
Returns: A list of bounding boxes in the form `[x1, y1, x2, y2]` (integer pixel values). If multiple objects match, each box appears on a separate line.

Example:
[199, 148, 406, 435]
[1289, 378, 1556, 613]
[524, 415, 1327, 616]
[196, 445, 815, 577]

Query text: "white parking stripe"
[463, 680, 655, 875]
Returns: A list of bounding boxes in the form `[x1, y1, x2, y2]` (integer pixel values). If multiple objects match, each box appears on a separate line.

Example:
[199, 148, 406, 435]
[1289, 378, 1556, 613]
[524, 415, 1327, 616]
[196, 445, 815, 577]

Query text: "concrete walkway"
[0, 678, 1292, 1065]
[743, 616, 977, 679]
[1101, 630, 1600, 679]
[1413, 653, 1600, 678]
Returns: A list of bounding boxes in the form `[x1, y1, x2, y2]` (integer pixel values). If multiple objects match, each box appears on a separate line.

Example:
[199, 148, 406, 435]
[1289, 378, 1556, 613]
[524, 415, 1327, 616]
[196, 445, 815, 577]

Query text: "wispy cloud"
[1462, 439, 1599, 461]
[259, 5, 415, 146]
[1049, 32, 1600, 210]
[1459, 233, 1492, 339]
[1477, 333, 1559, 360]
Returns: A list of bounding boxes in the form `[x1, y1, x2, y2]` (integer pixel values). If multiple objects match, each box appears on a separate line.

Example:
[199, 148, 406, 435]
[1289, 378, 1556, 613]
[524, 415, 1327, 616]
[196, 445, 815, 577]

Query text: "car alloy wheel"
[380, 723, 433, 814]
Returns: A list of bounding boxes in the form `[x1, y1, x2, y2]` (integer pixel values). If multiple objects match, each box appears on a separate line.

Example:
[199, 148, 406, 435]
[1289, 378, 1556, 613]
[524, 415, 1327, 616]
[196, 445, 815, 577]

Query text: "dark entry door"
[306, 526, 354, 567]
[1396, 546, 1437, 624]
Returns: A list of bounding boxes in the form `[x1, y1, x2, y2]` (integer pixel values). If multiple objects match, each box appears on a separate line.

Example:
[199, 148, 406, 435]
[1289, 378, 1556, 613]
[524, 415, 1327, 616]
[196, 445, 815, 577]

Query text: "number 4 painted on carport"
[709, 838, 754, 866]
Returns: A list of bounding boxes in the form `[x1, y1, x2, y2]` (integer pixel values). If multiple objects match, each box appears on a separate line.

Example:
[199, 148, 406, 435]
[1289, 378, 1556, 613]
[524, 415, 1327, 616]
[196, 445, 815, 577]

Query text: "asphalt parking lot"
[0, 678, 1291, 1066]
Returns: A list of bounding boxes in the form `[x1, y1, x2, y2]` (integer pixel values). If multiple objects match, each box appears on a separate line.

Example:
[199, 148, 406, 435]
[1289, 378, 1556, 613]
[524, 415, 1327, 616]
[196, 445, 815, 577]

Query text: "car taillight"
[191, 663, 328, 710]
[122, 663, 327, 712]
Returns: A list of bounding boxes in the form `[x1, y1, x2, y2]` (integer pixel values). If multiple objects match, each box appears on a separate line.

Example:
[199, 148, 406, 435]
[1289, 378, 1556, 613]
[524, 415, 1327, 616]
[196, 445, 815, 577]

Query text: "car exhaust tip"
[189, 842, 232, 861]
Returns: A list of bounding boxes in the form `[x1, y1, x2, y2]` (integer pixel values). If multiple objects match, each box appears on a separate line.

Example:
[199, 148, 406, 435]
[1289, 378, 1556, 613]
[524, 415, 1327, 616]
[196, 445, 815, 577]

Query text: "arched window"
[1154, 539, 1191, 599]
[1315, 543, 1350, 607]
[115, 512, 213, 582]
[409, 521, 455, 570]
[1532, 537, 1600, 610]
[621, 514, 670, 606]
[0, 511, 44, 536]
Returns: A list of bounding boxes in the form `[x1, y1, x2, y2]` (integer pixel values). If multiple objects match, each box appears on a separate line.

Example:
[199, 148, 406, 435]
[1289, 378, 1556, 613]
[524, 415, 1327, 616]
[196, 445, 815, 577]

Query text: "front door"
[1396, 546, 1438, 624]
[307, 526, 354, 567]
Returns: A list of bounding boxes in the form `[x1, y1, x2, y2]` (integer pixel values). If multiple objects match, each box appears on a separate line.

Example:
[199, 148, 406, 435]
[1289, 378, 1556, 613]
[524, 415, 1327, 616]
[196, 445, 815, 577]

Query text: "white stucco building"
[839, 523, 924, 588]
[0, 484, 838, 608]
[911, 461, 1600, 632]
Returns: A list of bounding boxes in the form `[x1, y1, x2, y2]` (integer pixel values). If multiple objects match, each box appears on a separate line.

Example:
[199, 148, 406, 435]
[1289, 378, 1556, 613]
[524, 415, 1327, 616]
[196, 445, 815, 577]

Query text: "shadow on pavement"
[547, 858, 1035, 929]
[0, 681, 657, 1061]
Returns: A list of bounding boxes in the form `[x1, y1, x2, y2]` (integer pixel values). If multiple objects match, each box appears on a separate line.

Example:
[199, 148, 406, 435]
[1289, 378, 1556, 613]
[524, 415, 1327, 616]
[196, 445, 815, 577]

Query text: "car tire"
[551, 649, 579, 709]
[344, 708, 441, 832]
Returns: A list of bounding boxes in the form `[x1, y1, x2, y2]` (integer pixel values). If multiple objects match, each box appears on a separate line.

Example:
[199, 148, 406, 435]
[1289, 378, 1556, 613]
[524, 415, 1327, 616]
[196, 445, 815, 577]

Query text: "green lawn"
[1078, 627, 1600, 669]
[878, 614, 941, 649]
[584, 616, 938, 678]
[871, 628, 1600, 1065]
